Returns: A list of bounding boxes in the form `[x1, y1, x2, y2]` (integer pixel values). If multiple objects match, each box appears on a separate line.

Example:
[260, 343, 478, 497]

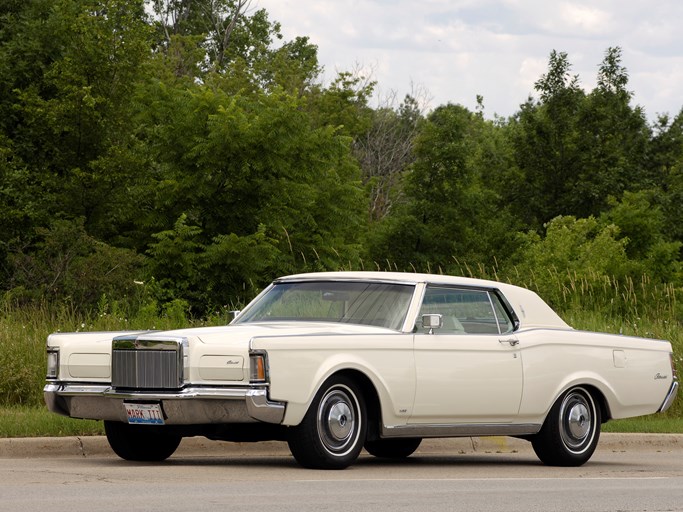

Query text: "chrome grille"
[112, 336, 184, 389]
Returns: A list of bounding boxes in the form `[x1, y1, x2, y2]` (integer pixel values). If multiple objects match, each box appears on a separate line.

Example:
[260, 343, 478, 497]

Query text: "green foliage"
[572, 48, 651, 214]
[123, 78, 365, 311]
[1, 0, 371, 313]
[501, 215, 681, 329]
[145, 214, 205, 304]
[148, 0, 320, 91]
[307, 71, 376, 137]
[651, 109, 683, 242]
[507, 48, 651, 228]
[508, 216, 630, 308]
[368, 103, 517, 268]
[1, 0, 152, 218]
[146, 215, 282, 307]
[5, 218, 145, 307]
[600, 191, 682, 282]
[514, 216, 628, 274]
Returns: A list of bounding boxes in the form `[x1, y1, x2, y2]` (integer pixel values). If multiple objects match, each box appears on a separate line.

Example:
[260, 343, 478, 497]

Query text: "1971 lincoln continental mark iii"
[44, 272, 678, 469]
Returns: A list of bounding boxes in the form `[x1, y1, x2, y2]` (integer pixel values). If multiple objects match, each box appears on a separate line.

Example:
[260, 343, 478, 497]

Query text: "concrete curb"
[1, 433, 681, 459]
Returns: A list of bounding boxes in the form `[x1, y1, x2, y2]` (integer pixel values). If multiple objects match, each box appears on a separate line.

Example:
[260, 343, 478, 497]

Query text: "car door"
[409, 286, 523, 424]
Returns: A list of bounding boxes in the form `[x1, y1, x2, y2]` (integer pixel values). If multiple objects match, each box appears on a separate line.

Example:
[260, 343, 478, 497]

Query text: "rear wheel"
[531, 386, 601, 467]
[287, 376, 367, 469]
[104, 421, 181, 461]
[364, 438, 422, 459]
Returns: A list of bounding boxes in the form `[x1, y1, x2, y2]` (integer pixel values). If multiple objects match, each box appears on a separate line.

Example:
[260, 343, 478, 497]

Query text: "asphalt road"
[1, 435, 682, 512]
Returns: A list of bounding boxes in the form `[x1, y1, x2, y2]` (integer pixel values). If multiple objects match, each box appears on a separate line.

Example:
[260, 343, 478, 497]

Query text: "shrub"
[4, 218, 145, 310]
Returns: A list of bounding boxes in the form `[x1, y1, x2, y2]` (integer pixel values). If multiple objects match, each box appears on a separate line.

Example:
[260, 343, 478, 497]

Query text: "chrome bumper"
[658, 379, 679, 413]
[44, 383, 286, 425]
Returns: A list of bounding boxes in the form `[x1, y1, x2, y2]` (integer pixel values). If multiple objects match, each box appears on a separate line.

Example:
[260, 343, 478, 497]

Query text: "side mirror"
[421, 314, 443, 334]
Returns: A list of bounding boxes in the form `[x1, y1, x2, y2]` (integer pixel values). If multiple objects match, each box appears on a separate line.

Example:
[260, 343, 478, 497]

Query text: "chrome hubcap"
[560, 390, 594, 452]
[327, 401, 353, 441]
[317, 387, 358, 455]
[567, 402, 590, 439]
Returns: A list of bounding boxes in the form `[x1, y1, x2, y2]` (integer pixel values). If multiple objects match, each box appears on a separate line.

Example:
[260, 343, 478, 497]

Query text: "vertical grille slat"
[111, 337, 184, 389]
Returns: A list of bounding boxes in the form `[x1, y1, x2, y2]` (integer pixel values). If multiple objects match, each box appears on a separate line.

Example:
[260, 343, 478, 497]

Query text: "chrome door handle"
[499, 338, 519, 346]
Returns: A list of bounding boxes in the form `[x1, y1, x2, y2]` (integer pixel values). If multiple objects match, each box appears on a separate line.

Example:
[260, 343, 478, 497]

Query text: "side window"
[418, 287, 466, 334]
[418, 287, 514, 335]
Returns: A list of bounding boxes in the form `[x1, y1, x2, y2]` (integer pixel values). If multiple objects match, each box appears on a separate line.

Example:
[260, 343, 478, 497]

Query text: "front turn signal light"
[250, 353, 267, 382]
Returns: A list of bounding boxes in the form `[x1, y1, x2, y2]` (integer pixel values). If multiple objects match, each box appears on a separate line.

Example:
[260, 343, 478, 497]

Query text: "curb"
[1, 433, 681, 459]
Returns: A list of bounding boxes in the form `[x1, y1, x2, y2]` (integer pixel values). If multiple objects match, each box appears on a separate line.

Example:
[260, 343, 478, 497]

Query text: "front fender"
[250, 334, 415, 426]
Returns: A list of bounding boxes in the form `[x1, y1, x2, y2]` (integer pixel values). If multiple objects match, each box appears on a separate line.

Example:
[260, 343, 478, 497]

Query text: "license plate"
[124, 403, 165, 425]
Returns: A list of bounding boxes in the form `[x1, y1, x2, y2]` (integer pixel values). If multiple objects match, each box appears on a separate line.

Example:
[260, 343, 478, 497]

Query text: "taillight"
[46, 347, 60, 379]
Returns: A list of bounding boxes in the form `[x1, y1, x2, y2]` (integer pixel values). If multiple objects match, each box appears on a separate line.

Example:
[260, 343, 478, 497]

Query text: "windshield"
[234, 281, 415, 331]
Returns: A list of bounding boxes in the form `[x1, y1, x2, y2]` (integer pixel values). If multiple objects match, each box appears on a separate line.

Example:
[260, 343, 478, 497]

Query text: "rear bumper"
[658, 379, 679, 413]
[44, 383, 286, 425]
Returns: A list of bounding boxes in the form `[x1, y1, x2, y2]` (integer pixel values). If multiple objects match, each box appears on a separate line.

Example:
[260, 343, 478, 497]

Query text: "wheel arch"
[580, 383, 611, 424]
[532, 372, 616, 425]
[327, 369, 383, 442]
[540, 382, 611, 427]
[544, 380, 612, 423]
[278, 356, 404, 427]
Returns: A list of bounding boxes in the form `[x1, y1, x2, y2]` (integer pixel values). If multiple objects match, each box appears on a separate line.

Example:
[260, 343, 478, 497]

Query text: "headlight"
[46, 348, 60, 379]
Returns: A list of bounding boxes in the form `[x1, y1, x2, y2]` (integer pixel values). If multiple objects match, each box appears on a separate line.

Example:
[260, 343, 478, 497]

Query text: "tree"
[0, 0, 153, 292]
[507, 50, 585, 229]
[599, 191, 681, 282]
[508, 48, 651, 228]
[5, 218, 144, 306]
[125, 79, 365, 308]
[1, 0, 360, 310]
[368, 103, 513, 269]
[648, 109, 683, 244]
[572, 47, 651, 215]
[353, 92, 424, 222]
[147, 0, 321, 91]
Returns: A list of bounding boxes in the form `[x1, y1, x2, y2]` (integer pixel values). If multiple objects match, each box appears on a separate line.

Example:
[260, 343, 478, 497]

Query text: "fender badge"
[654, 373, 668, 380]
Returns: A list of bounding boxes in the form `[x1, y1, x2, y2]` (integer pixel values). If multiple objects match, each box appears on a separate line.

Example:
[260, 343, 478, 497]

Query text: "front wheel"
[104, 421, 181, 461]
[531, 386, 601, 467]
[287, 376, 367, 469]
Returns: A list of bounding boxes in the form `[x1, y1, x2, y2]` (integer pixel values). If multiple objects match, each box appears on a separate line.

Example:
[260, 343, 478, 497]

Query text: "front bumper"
[44, 383, 286, 425]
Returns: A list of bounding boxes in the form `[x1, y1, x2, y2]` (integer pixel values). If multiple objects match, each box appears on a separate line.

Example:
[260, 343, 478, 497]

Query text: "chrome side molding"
[381, 422, 542, 439]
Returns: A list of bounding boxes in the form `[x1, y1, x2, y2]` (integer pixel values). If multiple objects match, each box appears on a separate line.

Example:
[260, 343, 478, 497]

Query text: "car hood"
[148, 321, 398, 345]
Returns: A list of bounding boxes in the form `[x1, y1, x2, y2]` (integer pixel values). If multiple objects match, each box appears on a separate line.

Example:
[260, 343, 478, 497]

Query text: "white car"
[44, 272, 678, 469]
